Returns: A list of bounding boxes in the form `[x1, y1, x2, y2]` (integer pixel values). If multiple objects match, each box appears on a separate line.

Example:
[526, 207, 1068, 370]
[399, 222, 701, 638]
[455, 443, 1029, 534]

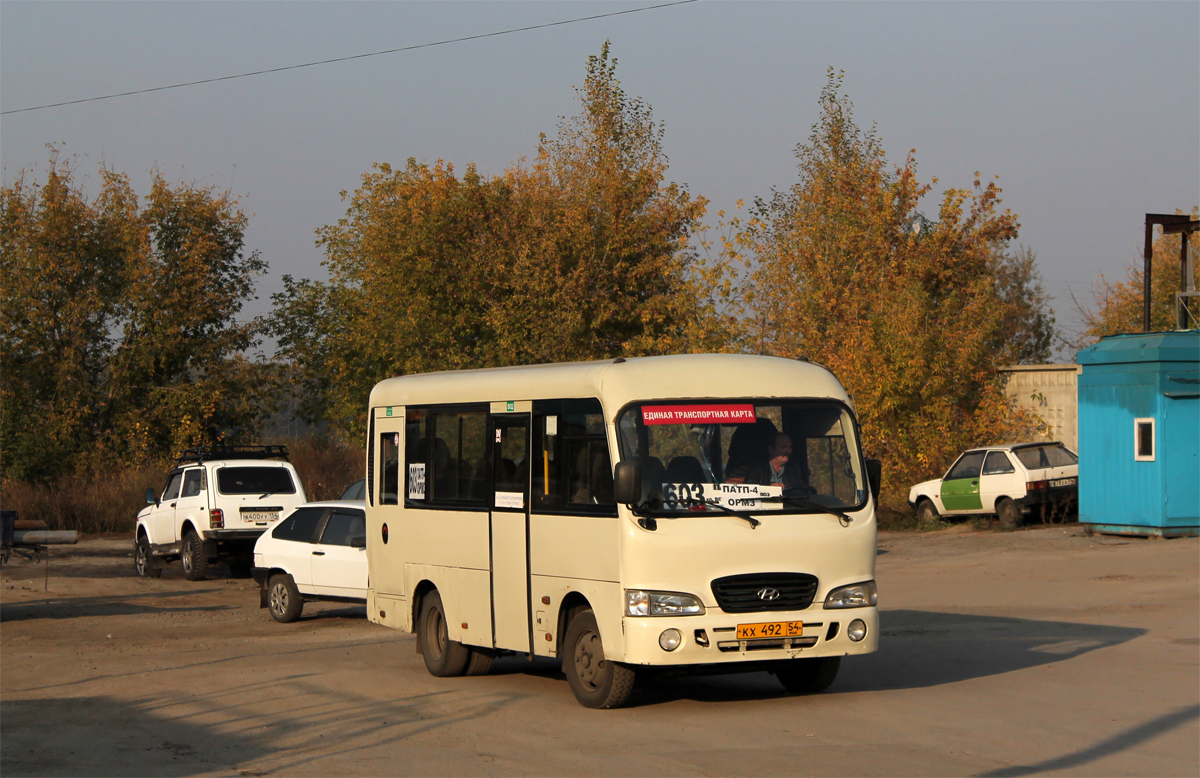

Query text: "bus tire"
[776, 656, 840, 694]
[564, 609, 636, 709]
[419, 590, 470, 677]
[464, 646, 496, 676]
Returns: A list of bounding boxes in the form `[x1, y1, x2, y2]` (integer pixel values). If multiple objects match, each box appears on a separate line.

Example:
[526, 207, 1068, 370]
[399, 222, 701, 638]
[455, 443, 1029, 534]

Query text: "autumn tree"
[1, 160, 136, 482]
[1075, 210, 1199, 343]
[743, 70, 1052, 507]
[1, 156, 275, 483]
[272, 43, 719, 441]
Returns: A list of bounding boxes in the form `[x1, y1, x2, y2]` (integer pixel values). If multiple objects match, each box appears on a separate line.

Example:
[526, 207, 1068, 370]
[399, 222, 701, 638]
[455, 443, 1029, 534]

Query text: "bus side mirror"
[866, 459, 882, 501]
[613, 461, 642, 506]
[145, 488, 157, 506]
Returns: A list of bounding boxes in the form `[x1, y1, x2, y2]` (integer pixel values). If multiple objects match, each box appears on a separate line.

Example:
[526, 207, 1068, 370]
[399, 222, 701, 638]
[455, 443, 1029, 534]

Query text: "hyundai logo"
[756, 587, 780, 601]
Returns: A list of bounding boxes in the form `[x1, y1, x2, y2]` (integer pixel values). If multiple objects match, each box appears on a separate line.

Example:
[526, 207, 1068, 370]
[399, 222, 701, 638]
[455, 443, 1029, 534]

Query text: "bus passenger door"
[489, 414, 532, 653]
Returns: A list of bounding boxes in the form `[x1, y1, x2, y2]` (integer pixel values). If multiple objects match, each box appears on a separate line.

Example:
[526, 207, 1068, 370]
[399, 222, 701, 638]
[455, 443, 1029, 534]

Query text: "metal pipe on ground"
[11, 530, 79, 545]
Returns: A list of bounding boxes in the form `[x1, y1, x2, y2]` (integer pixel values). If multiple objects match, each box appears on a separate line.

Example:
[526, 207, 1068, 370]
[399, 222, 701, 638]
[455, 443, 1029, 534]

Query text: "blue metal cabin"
[1077, 331, 1199, 537]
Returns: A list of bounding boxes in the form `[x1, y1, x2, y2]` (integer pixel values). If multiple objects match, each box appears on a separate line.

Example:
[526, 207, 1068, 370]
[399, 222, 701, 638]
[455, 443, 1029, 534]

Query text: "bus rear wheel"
[563, 609, 636, 709]
[419, 590, 470, 677]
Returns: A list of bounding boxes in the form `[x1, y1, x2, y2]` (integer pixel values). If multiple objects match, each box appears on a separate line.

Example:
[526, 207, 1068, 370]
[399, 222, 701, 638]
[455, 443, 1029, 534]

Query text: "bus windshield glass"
[616, 401, 866, 513]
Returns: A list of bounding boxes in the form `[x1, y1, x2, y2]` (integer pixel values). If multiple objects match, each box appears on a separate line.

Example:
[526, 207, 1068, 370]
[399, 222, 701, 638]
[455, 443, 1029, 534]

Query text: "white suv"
[133, 446, 307, 580]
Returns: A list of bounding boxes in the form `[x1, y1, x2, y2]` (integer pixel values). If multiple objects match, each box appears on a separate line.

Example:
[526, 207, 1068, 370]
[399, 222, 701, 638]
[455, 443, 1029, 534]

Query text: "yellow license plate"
[736, 620, 804, 640]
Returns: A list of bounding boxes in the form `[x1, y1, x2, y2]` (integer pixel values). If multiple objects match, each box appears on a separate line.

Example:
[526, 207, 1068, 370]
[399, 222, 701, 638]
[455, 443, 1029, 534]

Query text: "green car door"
[941, 451, 985, 512]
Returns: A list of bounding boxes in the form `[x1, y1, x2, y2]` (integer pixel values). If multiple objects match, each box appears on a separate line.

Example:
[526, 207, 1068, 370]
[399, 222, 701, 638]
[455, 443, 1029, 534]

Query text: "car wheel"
[775, 656, 841, 694]
[916, 499, 940, 526]
[134, 536, 161, 579]
[563, 609, 636, 709]
[464, 646, 496, 676]
[267, 574, 303, 623]
[997, 497, 1021, 529]
[180, 531, 208, 581]
[419, 590, 470, 677]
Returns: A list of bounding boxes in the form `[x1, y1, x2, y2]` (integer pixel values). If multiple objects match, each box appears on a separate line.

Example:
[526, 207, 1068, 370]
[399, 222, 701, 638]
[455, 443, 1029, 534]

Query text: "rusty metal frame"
[1143, 213, 1200, 331]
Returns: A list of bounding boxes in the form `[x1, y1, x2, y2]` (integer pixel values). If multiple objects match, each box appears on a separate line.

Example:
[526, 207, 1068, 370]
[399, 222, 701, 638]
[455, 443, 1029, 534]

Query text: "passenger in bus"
[571, 448, 613, 504]
[429, 438, 462, 499]
[745, 432, 808, 490]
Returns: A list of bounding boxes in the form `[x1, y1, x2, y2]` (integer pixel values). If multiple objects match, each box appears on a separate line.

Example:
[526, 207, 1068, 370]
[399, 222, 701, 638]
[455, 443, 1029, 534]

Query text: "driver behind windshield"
[745, 432, 808, 490]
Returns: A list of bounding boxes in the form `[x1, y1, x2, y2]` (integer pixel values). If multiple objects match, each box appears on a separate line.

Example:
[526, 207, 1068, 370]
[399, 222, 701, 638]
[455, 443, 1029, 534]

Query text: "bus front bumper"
[619, 606, 878, 667]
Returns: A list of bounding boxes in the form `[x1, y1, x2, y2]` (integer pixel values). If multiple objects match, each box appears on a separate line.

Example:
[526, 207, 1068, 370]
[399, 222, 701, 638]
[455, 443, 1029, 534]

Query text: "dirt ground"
[2, 524, 1197, 777]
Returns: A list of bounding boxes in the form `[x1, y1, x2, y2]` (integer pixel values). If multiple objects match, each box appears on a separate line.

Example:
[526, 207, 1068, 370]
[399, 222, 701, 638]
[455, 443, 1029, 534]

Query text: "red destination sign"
[642, 404, 757, 425]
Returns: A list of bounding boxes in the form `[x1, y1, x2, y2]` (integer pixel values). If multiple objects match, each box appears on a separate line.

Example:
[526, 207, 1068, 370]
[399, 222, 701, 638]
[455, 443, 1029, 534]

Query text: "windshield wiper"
[762, 487, 853, 523]
[631, 499, 761, 529]
[694, 499, 761, 529]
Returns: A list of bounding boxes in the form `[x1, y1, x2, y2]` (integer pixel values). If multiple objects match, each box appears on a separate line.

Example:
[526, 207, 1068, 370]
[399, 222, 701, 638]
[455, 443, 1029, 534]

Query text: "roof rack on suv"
[175, 445, 290, 465]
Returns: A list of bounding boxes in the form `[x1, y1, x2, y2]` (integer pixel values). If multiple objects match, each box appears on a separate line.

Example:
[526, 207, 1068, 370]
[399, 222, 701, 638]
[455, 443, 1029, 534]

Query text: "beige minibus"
[365, 354, 880, 708]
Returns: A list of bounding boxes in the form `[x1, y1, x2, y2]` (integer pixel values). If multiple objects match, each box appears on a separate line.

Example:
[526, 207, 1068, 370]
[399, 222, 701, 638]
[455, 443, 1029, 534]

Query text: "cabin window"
[1134, 418, 1155, 461]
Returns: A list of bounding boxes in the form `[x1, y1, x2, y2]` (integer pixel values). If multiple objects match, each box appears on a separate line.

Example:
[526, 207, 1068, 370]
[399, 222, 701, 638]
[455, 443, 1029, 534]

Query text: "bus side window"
[404, 410, 427, 503]
[379, 432, 399, 505]
[533, 399, 614, 513]
[428, 409, 486, 504]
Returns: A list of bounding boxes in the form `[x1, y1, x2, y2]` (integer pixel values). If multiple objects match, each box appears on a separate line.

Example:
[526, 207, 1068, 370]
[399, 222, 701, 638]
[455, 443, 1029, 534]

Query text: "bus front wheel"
[563, 609, 636, 709]
[775, 656, 840, 694]
[419, 590, 470, 677]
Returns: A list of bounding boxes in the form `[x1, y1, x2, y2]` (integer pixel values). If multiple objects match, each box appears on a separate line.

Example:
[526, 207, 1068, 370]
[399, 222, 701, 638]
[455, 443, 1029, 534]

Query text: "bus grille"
[710, 573, 819, 613]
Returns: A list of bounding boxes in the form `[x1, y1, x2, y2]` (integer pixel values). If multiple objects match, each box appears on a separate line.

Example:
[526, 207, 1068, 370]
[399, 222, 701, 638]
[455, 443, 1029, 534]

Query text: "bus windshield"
[616, 400, 866, 513]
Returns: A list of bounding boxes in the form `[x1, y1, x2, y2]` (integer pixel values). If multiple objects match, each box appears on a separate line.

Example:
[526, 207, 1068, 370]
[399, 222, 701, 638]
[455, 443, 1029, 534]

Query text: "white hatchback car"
[908, 442, 1079, 528]
[251, 500, 368, 622]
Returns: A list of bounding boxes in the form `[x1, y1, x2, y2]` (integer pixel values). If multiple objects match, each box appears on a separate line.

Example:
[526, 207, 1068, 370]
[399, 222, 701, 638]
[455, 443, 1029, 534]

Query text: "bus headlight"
[823, 581, 878, 609]
[625, 590, 705, 616]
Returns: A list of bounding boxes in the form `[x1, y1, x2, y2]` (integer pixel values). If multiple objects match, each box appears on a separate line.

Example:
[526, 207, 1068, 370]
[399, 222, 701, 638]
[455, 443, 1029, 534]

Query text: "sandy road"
[1, 525, 1197, 777]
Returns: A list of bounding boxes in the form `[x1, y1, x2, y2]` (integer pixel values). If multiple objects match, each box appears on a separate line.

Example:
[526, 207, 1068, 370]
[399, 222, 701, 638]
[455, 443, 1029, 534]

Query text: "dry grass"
[282, 435, 363, 502]
[1, 466, 163, 534]
[0, 436, 363, 535]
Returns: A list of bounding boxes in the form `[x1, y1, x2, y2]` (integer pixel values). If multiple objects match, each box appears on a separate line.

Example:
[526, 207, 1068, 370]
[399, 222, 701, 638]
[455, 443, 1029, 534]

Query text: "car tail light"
[210, 509, 224, 529]
[1027, 480, 1048, 491]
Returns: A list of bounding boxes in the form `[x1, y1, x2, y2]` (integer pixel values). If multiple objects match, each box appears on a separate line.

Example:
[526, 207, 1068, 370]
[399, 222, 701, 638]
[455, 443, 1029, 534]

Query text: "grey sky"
[3, 1, 1197, 356]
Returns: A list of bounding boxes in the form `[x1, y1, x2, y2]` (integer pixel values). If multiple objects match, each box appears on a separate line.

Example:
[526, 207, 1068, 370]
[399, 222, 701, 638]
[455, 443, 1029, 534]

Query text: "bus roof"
[368, 354, 851, 418]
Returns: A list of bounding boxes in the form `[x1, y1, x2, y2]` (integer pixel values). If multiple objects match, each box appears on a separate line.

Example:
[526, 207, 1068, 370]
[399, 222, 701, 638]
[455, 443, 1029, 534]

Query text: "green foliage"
[993, 245, 1056, 365]
[742, 70, 1053, 507]
[1, 155, 276, 484]
[271, 43, 720, 442]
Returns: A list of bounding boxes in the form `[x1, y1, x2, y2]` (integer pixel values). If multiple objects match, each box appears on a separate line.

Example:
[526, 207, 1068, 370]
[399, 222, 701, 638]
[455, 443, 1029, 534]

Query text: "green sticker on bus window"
[386, 407, 393, 417]
[506, 401, 514, 412]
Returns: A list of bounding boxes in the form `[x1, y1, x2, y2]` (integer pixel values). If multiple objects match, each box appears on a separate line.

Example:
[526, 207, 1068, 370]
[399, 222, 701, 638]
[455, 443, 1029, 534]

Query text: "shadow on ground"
[0, 589, 229, 622]
[590, 609, 1145, 707]
[2, 676, 527, 777]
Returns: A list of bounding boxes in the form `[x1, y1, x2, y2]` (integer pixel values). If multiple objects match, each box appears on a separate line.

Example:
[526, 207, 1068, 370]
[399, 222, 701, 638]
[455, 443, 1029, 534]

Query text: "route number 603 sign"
[661, 482, 783, 510]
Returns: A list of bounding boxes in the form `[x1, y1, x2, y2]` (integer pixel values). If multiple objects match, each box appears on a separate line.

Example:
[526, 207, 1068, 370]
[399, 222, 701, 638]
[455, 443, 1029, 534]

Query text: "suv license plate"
[1049, 477, 1077, 488]
[242, 511, 278, 523]
[736, 620, 804, 640]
